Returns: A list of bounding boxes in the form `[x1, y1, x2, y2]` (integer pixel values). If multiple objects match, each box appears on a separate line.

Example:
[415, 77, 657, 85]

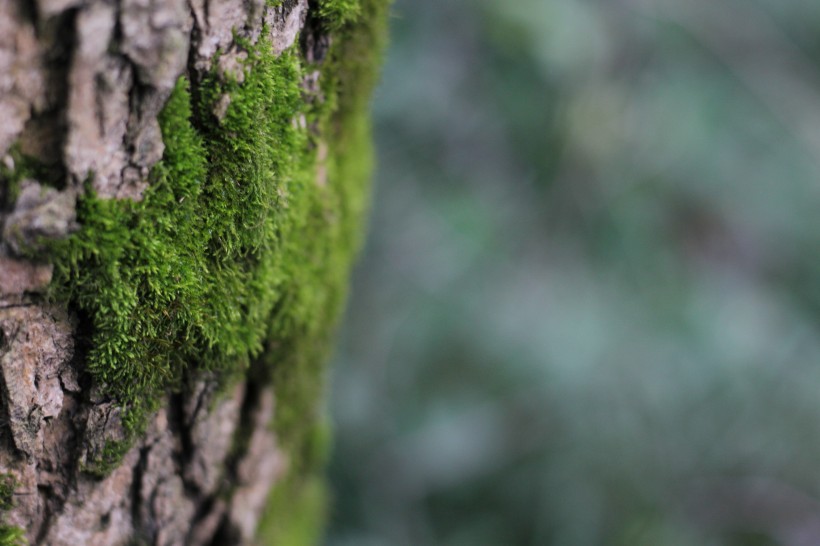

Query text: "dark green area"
[0, 474, 25, 546]
[0, 474, 15, 512]
[0, 144, 64, 202]
[318, 0, 361, 30]
[0, 526, 25, 546]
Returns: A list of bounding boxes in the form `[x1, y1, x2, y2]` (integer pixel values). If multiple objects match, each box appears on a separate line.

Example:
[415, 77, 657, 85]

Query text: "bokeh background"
[324, 0, 820, 544]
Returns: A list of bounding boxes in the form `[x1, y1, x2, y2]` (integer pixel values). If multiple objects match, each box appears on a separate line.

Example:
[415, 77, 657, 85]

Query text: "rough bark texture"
[0, 0, 374, 543]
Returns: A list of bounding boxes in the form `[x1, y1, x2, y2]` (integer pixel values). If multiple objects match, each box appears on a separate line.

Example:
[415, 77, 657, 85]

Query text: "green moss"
[49, 37, 321, 470]
[0, 527, 25, 546]
[0, 475, 15, 512]
[0, 474, 25, 546]
[0, 143, 64, 195]
[0, 144, 50, 211]
[257, 0, 391, 542]
[82, 439, 133, 479]
[257, 473, 328, 546]
[318, 0, 362, 30]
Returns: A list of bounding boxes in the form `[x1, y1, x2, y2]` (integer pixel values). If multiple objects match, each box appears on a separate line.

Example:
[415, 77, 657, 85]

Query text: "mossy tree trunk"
[0, 0, 388, 544]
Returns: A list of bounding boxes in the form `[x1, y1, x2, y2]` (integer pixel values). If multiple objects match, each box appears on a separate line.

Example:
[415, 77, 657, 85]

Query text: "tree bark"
[0, 0, 387, 544]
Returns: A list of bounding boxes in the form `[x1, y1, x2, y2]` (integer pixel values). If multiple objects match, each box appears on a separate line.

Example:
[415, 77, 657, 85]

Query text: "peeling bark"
[0, 0, 337, 543]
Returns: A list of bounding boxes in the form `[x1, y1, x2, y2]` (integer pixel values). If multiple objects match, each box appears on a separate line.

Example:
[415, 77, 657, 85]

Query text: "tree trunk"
[0, 0, 388, 544]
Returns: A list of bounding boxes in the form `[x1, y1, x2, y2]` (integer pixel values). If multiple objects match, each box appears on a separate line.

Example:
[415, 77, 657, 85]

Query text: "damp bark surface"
[0, 0, 389, 544]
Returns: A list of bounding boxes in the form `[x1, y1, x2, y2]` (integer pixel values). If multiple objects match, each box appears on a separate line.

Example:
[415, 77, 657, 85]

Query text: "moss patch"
[257, 0, 391, 542]
[49, 34, 328, 471]
[0, 474, 15, 512]
[0, 144, 62, 214]
[318, 0, 362, 30]
[0, 144, 64, 196]
[0, 474, 25, 546]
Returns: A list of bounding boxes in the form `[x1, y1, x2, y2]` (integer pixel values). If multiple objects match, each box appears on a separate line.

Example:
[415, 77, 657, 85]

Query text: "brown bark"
[0, 0, 321, 543]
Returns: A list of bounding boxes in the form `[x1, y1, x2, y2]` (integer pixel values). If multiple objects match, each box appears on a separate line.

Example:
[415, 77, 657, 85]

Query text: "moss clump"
[0, 144, 63, 213]
[0, 474, 25, 546]
[49, 36, 323, 470]
[257, 0, 391, 542]
[0, 157, 21, 212]
[81, 439, 132, 479]
[0, 475, 15, 512]
[318, 0, 362, 29]
[0, 527, 25, 546]
[0, 144, 64, 194]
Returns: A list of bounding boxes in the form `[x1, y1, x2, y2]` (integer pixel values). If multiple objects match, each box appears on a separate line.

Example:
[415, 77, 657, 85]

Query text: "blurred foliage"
[325, 0, 820, 544]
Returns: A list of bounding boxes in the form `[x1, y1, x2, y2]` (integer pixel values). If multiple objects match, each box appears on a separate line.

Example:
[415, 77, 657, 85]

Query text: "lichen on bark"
[0, 0, 390, 543]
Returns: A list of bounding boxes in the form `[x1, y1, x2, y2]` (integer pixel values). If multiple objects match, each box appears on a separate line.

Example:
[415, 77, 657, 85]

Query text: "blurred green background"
[324, 0, 820, 544]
